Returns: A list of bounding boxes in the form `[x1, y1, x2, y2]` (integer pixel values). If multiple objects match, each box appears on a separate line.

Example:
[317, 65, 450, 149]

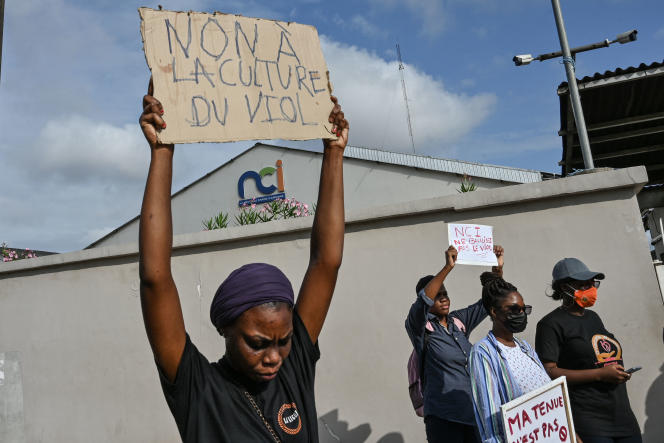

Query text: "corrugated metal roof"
[557, 60, 664, 183]
[342, 145, 542, 183]
[558, 60, 664, 92]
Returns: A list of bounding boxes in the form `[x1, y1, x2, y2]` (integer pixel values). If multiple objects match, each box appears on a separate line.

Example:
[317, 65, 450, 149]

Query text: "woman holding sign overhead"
[405, 245, 503, 443]
[469, 273, 551, 443]
[536, 258, 641, 443]
[138, 79, 348, 442]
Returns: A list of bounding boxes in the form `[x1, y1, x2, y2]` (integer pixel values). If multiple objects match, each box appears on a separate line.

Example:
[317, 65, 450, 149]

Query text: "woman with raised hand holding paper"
[138, 79, 348, 442]
[405, 245, 503, 443]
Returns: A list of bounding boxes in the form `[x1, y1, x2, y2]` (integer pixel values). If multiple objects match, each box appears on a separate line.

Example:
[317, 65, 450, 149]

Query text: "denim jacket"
[405, 289, 487, 424]
[469, 331, 547, 443]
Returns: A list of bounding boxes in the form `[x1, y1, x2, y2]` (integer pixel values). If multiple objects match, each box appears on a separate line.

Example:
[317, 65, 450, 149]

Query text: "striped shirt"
[469, 331, 548, 443]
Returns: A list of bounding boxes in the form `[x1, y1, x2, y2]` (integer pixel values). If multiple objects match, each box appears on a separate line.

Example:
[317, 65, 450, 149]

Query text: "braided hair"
[480, 272, 518, 317]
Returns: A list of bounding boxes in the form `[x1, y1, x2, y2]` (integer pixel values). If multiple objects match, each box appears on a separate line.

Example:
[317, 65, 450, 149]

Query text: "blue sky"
[1, 0, 663, 252]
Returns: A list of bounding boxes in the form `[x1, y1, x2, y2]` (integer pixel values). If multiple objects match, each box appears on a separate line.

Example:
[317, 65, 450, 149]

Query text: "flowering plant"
[2, 242, 38, 262]
[203, 198, 313, 229]
[236, 198, 312, 226]
[457, 174, 477, 193]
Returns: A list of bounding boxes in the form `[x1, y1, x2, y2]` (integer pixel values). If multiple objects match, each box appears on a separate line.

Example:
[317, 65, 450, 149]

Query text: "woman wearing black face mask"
[536, 258, 641, 443]
[469, 273, 551, 443]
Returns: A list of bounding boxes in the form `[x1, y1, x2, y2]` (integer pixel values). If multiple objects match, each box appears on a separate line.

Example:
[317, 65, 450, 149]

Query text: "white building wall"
[1, 167, 662, 443]
[92, 145, 512, 248]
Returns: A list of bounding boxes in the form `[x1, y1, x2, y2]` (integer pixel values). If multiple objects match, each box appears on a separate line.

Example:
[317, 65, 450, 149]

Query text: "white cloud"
[350, 15, 389, 39]
[320, 37, 496, 154]
[371, 0, 446, 37]
[456, 130, 560, 157]
[29, 116, 148, 183]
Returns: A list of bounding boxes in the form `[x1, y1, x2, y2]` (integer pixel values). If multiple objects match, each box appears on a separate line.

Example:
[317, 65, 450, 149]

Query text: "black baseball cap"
[552, 258, 605, 282]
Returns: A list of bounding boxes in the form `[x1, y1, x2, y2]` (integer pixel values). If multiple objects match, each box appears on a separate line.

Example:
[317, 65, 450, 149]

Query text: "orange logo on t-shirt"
[277, 403, 302, 435]
[591, 334, 622, 366]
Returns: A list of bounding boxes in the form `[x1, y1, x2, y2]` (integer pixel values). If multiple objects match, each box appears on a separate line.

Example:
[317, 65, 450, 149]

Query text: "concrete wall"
[93, 144, 509, 248]
[1, 167, 662, 443]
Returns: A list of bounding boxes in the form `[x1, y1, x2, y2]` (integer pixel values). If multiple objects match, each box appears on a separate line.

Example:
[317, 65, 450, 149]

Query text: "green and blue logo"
[238, 160, 285, 206]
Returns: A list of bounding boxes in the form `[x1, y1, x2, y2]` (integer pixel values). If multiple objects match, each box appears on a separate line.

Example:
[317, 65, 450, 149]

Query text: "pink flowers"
[221, 197, 315, 226]
[1, 243, 38, 262]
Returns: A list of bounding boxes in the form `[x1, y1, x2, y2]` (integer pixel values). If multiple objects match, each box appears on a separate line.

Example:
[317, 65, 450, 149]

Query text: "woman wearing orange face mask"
[535, 258, 641, 443]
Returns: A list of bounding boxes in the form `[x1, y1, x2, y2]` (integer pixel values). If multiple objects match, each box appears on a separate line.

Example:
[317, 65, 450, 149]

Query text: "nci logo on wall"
[237, 160, 286, 206]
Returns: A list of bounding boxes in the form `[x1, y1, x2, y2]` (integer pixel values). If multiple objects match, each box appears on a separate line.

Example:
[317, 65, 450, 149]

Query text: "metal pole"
[551, 0, 594, 169]
[0, 0, 5, 83]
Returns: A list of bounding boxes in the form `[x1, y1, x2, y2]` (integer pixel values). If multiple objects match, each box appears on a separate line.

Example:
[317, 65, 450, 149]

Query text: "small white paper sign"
[501, 377, 577, 443]
[447, 223, 497, 266]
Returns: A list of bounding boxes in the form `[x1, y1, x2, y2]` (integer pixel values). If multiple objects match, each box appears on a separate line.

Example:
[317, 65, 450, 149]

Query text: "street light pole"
[0, 0, 5, 84]
[550, 0, 594, 170]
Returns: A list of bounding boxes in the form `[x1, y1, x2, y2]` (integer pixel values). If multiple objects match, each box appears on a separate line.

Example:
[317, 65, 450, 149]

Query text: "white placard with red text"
[501, 377, 577, 443]
[447, 223, 498, 266]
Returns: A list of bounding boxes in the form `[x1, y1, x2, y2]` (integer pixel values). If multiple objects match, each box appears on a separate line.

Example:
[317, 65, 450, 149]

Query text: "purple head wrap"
[210, 263, 294, 330]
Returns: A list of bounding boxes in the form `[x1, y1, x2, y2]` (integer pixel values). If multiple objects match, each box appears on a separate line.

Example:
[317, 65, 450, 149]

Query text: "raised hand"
[323, 95, 349, 151]
[445, 246, 458, 270]
[493, 245, 504, 268]
[139, 78, 171, 150]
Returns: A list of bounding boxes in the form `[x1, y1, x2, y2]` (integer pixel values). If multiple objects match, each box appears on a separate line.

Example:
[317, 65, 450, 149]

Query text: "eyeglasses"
[502, 305, 532, 316]
[569, 280, 601, 291]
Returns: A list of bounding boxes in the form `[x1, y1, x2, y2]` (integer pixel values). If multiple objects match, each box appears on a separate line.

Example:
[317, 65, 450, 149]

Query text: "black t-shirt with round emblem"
[158, 311, 319, 442]
[535, 307, 640, 437]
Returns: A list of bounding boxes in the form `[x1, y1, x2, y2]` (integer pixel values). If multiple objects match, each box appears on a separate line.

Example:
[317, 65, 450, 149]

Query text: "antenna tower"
[396, 43, 415, 153]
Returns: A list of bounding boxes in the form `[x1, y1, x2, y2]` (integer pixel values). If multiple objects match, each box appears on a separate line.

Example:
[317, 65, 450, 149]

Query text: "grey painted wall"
[93, 144, 509, 248]
[1, 167, 662, 442]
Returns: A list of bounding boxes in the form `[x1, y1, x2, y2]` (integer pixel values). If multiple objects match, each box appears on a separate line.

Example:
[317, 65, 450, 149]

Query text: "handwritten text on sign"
[501, 377, 576, 443]
[139, 8, 334, 144]
[447, 223, 497, 266]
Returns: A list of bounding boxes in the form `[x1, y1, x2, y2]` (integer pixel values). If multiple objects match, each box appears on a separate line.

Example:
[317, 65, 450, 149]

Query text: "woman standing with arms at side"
[536, 258, 641, 443]
[469, 273, 551, 443]
[405, 245, 504, 443]
[138, 79, 349, 442]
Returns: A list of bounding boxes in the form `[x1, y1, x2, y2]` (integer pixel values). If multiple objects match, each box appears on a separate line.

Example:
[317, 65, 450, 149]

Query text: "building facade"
[89, 143, 543, 248]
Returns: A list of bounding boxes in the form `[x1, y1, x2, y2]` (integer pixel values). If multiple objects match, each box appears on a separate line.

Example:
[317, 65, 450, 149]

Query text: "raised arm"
[491, 244, 504, 277]
[423, 246, 457, 301]
[138, 81, 186, 382]
[295, 96, 349, 343]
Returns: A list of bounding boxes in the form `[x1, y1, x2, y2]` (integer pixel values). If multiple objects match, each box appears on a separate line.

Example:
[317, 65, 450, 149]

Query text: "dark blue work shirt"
[405, 289, 487, 425]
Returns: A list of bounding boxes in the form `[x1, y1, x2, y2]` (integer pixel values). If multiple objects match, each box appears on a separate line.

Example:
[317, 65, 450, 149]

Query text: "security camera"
[614, 29, 637, 44]
[513, 54, 535, 66]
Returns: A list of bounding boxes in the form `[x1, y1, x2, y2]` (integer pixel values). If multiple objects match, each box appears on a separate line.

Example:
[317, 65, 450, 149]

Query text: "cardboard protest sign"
[139, 8, 335, 144]
[447, 223, 497, 266]
[501, 377, 577, 443]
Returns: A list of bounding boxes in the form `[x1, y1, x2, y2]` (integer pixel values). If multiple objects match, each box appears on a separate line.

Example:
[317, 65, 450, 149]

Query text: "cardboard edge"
[144, 7, 318, 31]
[157, 135, 332, 144]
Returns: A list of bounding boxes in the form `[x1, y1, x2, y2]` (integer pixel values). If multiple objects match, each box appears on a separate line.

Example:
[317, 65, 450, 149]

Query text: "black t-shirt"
[535, 307, 640, 437]
[158, 311, 320, 443]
